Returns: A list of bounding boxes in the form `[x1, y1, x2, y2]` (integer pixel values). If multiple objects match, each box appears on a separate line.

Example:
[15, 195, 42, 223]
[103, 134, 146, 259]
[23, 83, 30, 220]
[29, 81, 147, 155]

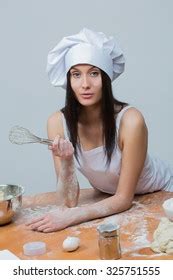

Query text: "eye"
[71, 72, 80, 78]
[90, 71, 100, 77]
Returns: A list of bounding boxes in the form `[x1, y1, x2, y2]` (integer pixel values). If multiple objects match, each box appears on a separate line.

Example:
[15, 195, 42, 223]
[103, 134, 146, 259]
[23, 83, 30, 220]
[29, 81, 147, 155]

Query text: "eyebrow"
[70, 66, 99, 71]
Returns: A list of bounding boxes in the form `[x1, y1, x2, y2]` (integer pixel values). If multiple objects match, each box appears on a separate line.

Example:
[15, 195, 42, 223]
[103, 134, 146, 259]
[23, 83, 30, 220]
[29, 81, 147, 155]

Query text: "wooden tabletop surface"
[0, 188, 173, 260]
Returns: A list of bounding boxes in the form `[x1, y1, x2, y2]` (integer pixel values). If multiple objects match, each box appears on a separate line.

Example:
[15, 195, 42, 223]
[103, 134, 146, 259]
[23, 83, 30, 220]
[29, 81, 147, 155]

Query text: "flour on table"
[71, 200, 162, 256]
[15, 200, 163, 257]
[15, 205, 59, 224]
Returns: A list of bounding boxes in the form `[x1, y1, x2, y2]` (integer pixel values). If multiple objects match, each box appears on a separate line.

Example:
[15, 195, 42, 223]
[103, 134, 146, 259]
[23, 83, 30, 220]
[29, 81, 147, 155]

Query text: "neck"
[79, 104, 102, 125]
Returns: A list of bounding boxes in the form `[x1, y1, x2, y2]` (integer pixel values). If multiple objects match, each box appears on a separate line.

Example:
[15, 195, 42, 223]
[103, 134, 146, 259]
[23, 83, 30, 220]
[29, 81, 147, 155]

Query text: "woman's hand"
[26, 206, 76, 233]
[49, 135, 74, 159]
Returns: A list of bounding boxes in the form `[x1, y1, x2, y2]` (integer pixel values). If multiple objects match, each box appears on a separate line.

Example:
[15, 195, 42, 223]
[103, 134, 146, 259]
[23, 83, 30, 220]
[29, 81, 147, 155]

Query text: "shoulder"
[119, 107, 148, 147]
[47, 111, 63, 126]
[47, 111, 65, 138]
[120, 107, 147, 129]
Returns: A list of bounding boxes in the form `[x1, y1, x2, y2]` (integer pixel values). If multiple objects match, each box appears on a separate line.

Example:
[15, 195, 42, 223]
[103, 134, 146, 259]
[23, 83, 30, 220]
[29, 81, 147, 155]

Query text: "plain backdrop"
[0, 0, 173, 195]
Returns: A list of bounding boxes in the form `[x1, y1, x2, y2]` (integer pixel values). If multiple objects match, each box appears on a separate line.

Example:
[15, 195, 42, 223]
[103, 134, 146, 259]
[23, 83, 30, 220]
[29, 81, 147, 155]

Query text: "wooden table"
[0, 189, 173, 260]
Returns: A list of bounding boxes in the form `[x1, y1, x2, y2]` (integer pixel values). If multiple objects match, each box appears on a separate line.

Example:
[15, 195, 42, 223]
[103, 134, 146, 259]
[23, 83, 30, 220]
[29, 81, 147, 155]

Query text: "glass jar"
[97, 223, 121, 260]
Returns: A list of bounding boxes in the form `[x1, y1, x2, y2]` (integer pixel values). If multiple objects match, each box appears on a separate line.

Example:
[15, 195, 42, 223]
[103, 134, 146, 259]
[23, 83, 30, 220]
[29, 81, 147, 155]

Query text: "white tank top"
[61, 106, 173, 194]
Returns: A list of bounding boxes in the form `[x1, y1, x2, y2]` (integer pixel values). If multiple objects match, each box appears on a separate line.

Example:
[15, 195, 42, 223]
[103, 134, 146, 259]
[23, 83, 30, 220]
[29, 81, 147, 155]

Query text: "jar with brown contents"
[97, 223, 121, 260]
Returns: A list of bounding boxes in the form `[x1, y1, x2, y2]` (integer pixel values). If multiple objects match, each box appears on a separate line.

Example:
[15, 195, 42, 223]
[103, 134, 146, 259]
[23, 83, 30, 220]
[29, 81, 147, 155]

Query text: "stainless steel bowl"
[0, 184, 24, 225]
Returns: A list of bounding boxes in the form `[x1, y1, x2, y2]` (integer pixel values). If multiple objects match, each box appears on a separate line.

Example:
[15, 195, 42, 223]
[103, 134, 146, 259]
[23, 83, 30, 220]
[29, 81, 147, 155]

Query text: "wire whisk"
[9, 126, 53, 145]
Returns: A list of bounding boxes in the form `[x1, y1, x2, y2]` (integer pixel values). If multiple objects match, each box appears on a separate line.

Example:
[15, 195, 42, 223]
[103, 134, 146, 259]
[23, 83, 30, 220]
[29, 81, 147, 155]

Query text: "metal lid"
[97, 223, 120, 237]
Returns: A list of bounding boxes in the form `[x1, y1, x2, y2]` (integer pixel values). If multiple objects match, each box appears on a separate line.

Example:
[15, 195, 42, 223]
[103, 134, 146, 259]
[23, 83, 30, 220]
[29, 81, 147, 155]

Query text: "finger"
[25, 216, 45, 226]
[68, 141, 74, 154]
[52, 135, 60, 148]
[63, 140, 70, 156]
[59, 138, 65, 152]
[32, 219, 49, 229]
[43, 227, 55, 233]
[36, 224, 51, 232]
[60, 139, 72, 157]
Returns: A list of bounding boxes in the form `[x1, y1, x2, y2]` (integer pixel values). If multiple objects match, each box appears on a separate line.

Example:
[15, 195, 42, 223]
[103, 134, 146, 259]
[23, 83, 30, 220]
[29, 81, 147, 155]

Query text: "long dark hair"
[61, 70, 128, 166]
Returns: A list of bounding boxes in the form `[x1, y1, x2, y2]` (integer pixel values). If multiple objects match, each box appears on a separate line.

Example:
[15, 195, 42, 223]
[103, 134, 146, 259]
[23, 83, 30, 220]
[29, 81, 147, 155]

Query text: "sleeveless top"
[61, 106, 173, 194]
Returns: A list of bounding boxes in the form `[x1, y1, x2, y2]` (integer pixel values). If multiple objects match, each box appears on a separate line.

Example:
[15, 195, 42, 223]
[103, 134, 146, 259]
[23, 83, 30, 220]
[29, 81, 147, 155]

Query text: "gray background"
[0, 0, 172, 195]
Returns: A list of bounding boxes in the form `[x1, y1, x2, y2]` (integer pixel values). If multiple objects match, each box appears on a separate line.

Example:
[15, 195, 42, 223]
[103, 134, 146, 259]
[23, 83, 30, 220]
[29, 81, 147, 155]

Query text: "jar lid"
[97, 223, 120, 237]
[23, 241, 46, 256]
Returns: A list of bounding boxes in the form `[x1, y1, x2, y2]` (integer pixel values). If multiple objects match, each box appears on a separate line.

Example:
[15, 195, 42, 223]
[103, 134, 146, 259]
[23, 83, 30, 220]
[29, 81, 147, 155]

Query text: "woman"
[27, 28, 173, 233]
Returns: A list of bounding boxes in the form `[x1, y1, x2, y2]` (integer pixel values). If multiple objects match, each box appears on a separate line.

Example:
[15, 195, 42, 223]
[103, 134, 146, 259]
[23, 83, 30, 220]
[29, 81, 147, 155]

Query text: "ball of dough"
[151, 217, 173, 254]
[163, 198, 173, 221]
[62, 236, 80, 252]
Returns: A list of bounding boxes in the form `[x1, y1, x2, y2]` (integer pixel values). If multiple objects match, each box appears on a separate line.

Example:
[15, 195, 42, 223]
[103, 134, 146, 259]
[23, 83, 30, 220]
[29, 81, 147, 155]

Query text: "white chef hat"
[46, 28, 125, 89]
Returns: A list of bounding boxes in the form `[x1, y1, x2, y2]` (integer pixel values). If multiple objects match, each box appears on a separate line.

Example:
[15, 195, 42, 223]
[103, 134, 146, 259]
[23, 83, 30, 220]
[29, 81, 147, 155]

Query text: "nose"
[81, 75, 90, 89]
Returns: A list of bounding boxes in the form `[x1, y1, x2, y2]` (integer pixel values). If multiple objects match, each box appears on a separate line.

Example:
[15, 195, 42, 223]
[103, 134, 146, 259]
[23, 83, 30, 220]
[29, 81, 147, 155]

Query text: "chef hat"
[46, 28, 125, 89]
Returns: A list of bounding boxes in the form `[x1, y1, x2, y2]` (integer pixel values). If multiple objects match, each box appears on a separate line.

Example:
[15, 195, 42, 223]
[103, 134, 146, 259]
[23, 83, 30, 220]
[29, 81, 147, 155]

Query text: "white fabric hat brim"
[65, 44, 113, 85]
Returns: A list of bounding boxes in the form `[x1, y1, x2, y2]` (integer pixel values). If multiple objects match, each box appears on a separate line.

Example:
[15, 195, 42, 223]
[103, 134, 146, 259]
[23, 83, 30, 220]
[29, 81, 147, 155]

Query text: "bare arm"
[47, 112, 79, 207]
[27, 108, 148, 232]
[66, 108, 148, 224]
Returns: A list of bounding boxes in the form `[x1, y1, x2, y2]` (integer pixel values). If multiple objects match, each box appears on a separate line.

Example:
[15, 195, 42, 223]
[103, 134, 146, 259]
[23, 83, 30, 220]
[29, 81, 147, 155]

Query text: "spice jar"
[97, 223, 121, 260]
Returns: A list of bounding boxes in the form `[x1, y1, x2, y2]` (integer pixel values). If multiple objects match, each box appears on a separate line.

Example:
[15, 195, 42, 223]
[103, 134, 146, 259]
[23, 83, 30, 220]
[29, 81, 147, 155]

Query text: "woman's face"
[69, 64, 102, 107]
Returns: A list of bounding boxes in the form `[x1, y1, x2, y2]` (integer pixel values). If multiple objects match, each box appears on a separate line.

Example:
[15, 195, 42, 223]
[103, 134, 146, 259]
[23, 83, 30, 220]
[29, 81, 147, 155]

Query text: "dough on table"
[62, 236, 80, 252]
[151, 217, 173, 254]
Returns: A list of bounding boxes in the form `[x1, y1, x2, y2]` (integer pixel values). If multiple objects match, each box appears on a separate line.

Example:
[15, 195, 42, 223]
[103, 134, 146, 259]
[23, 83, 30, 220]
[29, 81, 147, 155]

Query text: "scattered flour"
[15, 200, 164, 257]
[71, 200, 163, 257]
[15, 205, 59, 224]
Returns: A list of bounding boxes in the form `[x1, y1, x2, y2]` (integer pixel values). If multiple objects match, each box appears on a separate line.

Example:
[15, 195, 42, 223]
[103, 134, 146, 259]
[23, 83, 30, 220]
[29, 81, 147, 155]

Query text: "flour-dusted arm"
[47, 111, 79, 207]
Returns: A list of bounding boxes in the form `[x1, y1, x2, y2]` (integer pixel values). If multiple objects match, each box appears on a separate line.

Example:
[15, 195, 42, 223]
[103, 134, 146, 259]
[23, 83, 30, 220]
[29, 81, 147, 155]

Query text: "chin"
[79, 101, 97, 107]
[78, 98, 100, 107]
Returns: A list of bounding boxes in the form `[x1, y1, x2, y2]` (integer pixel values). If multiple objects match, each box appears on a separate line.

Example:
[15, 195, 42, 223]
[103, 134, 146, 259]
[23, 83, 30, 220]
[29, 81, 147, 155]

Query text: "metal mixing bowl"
[0, 184, 24, 225]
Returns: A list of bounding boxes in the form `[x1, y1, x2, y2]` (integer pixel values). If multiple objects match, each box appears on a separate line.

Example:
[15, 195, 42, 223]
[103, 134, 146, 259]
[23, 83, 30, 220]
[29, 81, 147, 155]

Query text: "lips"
[80, 93, 93, 99]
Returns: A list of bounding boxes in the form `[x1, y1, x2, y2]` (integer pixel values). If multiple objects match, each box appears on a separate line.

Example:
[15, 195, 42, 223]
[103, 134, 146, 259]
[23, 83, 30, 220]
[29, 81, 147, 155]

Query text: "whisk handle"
[40, 138, 53, 145]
